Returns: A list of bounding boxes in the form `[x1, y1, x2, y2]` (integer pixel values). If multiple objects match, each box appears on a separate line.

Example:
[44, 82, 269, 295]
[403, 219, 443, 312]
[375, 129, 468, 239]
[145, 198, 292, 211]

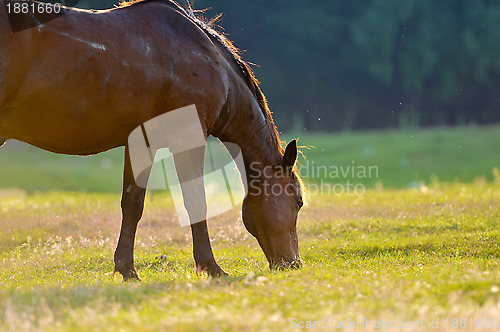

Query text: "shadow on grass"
[134, 257, 269, 284]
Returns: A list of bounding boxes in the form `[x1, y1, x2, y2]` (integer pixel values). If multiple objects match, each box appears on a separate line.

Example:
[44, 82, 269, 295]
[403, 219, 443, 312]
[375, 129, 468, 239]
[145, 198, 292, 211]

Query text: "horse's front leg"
[173, 147, 228, 277]
[114, 146, 150, 281]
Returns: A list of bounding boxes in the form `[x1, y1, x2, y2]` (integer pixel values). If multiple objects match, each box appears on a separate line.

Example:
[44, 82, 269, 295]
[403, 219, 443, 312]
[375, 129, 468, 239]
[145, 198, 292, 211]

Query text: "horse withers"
[0, 0, 304, 279]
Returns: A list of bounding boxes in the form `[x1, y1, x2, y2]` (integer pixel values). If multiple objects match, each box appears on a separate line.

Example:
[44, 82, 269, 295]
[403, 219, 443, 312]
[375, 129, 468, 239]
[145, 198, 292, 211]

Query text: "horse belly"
[2, 86, 157, 155]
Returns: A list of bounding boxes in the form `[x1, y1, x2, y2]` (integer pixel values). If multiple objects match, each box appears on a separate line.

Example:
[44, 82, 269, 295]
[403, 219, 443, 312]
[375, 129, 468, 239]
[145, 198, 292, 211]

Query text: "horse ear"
[283, 140, 298, 170]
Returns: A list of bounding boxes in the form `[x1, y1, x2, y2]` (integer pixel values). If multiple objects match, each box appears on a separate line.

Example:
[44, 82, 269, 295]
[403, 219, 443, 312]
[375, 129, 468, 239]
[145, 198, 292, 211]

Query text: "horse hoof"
[114, 269, 140, 282]
[195, 263, 230, 278]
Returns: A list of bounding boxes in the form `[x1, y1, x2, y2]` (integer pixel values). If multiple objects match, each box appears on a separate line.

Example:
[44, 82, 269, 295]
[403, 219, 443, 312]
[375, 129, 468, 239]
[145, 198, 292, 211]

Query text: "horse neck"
[212, 86, 283, 177]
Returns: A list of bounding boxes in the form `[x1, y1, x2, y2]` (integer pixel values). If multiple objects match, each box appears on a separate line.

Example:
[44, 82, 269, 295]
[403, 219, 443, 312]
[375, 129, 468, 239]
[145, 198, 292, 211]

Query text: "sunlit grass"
[0, 183, 499, 331]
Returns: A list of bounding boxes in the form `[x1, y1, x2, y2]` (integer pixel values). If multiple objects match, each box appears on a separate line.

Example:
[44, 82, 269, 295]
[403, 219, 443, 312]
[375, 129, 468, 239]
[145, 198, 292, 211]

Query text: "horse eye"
[297, 199, 304, 209]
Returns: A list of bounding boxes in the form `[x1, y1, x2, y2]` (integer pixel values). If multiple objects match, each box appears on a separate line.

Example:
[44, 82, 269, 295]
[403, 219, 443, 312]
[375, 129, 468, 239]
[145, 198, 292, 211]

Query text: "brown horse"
[0, 0, 304, 280]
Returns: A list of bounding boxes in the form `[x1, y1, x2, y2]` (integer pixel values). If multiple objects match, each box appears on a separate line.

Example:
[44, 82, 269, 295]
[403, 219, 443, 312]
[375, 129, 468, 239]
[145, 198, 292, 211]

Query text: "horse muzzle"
[269, 255, 303, 270]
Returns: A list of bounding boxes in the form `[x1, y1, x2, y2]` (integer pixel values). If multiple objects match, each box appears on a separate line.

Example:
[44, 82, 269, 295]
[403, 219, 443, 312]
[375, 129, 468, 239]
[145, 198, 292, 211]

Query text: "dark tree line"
[71, 0, 500, 131]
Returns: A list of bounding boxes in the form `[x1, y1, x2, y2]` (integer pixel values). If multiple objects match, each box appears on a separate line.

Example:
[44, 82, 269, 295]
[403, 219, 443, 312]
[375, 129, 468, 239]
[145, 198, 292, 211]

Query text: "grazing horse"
[0, 0, 304, 280]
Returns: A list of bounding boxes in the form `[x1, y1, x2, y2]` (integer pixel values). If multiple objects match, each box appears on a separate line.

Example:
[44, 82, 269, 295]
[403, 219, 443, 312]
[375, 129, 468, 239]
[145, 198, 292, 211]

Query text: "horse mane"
[119, 1, 305, 200]
[118, 0, 284, 154]
[178, 6, 306, 198]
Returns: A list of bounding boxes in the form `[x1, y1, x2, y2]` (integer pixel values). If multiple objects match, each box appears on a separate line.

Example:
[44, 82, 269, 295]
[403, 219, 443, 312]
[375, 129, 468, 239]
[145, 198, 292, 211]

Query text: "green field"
[0, 126, 499, 331]
[0, 125, 499, 192]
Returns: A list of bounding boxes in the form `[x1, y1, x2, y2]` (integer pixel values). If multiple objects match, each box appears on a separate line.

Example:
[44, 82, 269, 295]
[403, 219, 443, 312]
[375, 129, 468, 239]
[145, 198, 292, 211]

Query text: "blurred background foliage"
[71, 0, 500, 132]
